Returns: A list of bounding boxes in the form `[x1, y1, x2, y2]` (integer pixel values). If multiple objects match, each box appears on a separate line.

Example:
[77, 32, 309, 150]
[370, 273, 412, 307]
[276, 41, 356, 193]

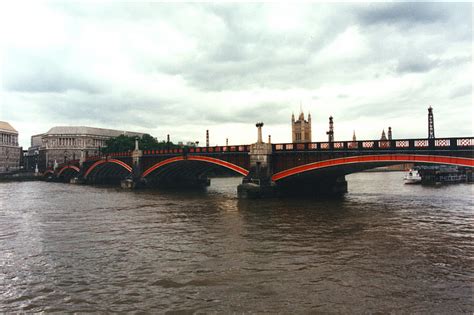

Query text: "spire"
[428, 106, 435, 139]
[291, 112, 295, 122]
[352, 130, 356, 142]
[308, 112, 311, 121]
[326, 116, 334, 142]
[380, 129, 387, 141]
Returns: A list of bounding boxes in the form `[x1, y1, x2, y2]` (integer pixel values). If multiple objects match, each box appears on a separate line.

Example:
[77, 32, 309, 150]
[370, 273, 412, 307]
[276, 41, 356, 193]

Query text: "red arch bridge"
[47, 136, 474, 197]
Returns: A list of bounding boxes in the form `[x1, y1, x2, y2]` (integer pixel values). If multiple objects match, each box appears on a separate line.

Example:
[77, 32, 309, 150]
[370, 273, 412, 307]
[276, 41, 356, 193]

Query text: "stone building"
[292, 111, 312, 143]
[0, 121, 21, 173]
[32, 126, 143, 171]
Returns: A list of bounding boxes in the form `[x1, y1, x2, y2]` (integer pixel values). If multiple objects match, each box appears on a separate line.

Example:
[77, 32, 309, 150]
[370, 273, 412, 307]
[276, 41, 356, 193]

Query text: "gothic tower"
[292, 111, 312, 143]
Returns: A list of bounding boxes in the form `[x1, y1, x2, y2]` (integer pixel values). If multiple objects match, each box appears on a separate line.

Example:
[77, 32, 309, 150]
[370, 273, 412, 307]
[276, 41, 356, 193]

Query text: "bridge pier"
[238, 122, 276, 198]
[121, 138, 144, 189]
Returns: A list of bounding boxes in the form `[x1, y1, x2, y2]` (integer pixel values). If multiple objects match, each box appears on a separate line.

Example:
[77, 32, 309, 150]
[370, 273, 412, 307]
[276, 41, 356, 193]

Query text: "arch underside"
[58, 167, 79, 182]
[86, 163, 131, 184]
[143, 160, 246, 187]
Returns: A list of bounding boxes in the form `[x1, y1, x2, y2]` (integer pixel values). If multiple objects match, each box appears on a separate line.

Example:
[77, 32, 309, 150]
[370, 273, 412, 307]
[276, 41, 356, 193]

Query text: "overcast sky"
[0, 2, 472, 148]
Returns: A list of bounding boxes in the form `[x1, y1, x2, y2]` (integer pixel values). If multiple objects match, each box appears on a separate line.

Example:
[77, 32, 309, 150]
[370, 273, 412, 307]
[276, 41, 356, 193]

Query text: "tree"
[101, 134, 179, 154]
[102, 135, 134, 153]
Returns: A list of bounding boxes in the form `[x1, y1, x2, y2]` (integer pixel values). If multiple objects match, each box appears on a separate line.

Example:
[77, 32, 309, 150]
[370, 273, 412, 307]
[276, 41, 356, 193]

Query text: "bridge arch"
[142, 155, 249, 178]
[43, 169, 54, 177]
[84, 159, 132, 179]
[272, 154, 474, 181]
[57, 165, 80, 177]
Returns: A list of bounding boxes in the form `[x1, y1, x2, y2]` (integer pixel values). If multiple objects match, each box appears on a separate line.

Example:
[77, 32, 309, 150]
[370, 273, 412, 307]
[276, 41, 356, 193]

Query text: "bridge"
[46, 123, 474, 198]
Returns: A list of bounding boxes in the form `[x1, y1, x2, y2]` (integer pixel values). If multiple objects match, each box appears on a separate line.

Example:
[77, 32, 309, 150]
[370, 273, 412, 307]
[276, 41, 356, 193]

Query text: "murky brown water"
[0, 172, 472, 313]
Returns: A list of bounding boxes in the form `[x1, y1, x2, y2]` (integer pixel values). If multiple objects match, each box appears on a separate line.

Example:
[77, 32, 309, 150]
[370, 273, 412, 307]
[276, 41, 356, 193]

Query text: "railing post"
[429, 138, 435, 149]
[450, 138, 458, 149]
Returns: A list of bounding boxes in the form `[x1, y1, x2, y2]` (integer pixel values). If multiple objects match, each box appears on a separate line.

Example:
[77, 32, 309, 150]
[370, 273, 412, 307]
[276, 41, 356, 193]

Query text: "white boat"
[404, 169, 422, 184]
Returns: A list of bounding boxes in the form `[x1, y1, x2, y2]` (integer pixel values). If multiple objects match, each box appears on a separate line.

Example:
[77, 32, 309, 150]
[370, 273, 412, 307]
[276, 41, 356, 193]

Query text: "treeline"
[100, 134, 180, 154]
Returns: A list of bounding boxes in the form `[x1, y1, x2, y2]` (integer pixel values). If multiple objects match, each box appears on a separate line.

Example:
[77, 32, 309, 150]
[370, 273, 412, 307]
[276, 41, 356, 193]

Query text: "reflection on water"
[0, 172, 472, 313]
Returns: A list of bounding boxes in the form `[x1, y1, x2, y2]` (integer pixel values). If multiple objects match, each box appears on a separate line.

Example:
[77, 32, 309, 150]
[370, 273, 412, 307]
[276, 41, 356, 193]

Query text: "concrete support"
[79, 150, 85, 167]
[238, 122, 275, 198]
[121, 138, 143, 189]
[70, 177, 85, 184]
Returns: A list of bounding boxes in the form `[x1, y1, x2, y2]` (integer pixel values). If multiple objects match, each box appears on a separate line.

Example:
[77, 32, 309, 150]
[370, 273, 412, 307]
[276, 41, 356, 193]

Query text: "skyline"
[0, 2, 472, 148]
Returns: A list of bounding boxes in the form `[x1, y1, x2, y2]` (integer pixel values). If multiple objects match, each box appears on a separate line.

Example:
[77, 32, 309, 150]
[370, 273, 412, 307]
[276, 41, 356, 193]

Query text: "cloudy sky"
[0, 2, 472, 148]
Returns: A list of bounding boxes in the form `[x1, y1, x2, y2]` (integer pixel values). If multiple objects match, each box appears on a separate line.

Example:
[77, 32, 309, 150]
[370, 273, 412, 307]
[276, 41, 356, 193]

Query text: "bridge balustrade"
[457, 138, 474, 146]
[96, 137, 472, 157]
[271, 137, 473, 152]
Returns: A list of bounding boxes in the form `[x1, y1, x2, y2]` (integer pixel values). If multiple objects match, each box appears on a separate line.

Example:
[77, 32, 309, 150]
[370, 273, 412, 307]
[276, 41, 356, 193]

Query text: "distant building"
[292, 111, 312, 143]
[29, 126, 143, 171]
[0, 121, 21, 173]
[24, 134, 43, 171]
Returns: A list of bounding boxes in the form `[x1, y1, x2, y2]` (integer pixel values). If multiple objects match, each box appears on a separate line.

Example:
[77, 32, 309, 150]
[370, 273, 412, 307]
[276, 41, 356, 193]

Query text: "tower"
[291, 110, 312, 143]
[326, 116, 334, 142]
[428, 106, 435, 139]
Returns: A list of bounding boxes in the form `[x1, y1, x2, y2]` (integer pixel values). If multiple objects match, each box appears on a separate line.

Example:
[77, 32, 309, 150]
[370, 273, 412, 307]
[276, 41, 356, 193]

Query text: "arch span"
[58, 165, 80, 176]
[84, 159, 132, 179]
[272, 154, 474, 181]
[142, 155, 249, 178]
[43, 169, 54, 177]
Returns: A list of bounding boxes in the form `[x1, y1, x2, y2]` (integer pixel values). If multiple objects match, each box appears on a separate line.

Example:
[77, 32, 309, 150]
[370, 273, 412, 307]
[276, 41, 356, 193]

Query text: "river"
[0, 172, 472, 313]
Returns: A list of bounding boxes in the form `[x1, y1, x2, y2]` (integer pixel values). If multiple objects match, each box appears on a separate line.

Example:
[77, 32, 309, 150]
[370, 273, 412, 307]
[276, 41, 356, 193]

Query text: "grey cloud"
[159, 3, 469, 92]
[356, 3, 448, 26]
[396, 58, 439, 74]
[1, 2, 471, 145]
[449, 85, 471, 99]
[204, 102, 289, 125]
[2, 49, 101, 94]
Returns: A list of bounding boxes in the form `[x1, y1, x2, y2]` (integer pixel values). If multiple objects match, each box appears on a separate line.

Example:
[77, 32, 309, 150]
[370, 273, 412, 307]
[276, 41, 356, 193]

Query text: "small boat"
[404, 169, 422, 184]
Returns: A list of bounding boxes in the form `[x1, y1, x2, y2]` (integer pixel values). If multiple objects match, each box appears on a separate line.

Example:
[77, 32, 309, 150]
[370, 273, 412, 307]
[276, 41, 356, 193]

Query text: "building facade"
[0, 121, 21, 173]
[292, 112, 312, 143]
[31, 126, 143, 171]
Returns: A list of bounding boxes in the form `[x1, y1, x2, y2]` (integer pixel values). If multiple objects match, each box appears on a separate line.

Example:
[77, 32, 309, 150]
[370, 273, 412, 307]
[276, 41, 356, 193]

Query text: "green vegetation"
[101, 134, 179, 154]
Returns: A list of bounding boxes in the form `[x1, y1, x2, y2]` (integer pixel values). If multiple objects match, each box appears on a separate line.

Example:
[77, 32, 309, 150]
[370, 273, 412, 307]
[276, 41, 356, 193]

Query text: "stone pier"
[121, 137, 143, 189]
[238, 122, 276, 198]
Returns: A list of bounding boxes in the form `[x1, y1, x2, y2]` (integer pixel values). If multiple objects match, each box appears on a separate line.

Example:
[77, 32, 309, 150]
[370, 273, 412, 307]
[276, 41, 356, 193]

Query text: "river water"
[0, 172, 472, 313]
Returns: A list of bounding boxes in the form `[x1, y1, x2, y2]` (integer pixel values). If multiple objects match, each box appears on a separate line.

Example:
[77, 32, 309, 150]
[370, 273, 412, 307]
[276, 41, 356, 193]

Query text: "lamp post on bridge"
[256, 122, 264, 144]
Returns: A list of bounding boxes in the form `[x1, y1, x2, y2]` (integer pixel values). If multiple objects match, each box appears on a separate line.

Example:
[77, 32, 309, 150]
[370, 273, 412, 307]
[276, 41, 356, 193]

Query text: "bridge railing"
[141, 145, 251, 155]
[272, 137, 474, 152]
[83, 137, 473, 160]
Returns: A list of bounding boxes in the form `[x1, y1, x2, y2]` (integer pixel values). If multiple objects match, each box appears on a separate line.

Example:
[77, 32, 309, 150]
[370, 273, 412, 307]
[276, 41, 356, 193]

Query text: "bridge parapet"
[272, 137, 474, 152]
[140, 145, 250, 156]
